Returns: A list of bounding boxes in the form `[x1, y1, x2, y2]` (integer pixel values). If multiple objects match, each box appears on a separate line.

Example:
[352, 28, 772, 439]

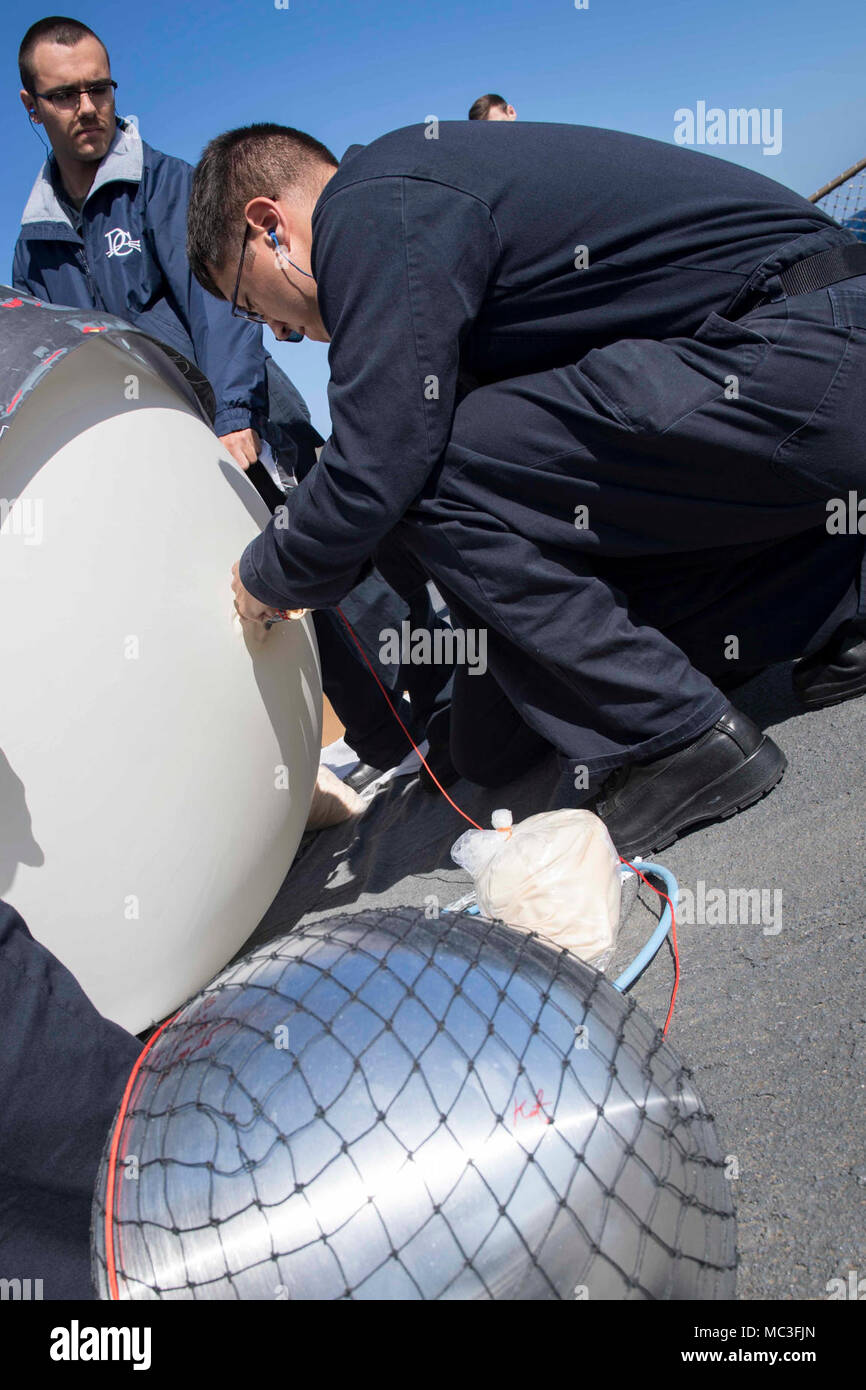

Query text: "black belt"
[777, 241, 866, 298]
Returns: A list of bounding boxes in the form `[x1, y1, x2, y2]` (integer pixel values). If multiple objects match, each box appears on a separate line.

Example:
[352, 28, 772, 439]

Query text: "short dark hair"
[187, 123, 338, 298]
[468, 93, 508, 121]
[19, 16, 108, 93]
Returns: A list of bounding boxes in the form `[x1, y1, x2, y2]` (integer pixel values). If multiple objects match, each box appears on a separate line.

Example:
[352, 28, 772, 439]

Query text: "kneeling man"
[187, 119, 866, 857]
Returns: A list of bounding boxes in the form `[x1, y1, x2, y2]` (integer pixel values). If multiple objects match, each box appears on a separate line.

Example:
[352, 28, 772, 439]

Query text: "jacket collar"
[20, 117, 143, 230]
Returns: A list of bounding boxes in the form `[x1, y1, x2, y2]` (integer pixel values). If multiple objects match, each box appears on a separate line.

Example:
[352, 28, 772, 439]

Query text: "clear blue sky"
[3, 0, 864, 434]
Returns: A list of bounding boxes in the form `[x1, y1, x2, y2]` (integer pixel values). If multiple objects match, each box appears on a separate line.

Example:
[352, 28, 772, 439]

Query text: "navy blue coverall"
[240, 122, 866, 779]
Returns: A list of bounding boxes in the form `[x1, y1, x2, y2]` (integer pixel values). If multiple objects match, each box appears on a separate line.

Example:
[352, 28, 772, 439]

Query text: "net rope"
[813, 164, 866, 241]
[93, 907, 736, 1301]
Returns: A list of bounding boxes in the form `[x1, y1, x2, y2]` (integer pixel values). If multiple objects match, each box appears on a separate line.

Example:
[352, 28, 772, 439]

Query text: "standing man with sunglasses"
[12, 16, 457, 792]
[13, 15, 318, 484]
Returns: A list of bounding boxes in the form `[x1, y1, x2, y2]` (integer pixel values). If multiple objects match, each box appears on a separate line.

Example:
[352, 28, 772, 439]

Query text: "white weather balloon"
[0, 329, 322, 1033]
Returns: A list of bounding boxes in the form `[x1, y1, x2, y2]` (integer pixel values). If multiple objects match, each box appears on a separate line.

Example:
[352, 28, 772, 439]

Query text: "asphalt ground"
[627, 662, 866, 1302]
[248, 657, 866, 1302]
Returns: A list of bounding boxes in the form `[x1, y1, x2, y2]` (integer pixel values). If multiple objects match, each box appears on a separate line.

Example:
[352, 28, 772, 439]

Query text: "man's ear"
[20, 89, 39, 123]
[244, 195, 285, 243]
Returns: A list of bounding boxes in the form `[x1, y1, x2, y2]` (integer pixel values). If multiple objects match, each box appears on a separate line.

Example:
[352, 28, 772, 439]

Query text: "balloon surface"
[92, 907, 737, 1300]
[1, 319, 321, 1032]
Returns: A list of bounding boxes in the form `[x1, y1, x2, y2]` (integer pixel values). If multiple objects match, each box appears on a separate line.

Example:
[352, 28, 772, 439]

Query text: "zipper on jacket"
[47, 151, 109, 312]
[75, 243, 108, 313]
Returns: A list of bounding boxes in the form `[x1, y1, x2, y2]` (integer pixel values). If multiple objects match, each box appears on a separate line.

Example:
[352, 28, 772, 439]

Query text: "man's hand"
[232, 561, 276, 629]
[220, 428, 261, 470]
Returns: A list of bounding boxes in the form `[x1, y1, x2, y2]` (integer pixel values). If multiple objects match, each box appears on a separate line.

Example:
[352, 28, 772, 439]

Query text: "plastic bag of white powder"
[451, 807, 622, 971]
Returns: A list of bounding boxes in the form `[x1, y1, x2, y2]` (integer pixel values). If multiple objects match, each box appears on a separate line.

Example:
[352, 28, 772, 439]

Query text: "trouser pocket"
[575, 313, 772, 435]
[771, 325, 866, 500]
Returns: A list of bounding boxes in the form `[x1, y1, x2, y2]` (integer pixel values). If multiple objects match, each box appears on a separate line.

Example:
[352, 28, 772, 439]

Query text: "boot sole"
[613, 735, 787, 862]
[794, 675, 866, 710]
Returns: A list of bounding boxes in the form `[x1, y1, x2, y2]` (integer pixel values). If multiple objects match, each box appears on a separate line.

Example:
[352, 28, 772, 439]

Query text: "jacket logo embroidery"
[104, 228, 142, 258]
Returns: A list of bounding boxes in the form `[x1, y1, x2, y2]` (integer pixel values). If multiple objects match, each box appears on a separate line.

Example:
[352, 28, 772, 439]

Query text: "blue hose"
[612, 861, 678, 993]
[443, 859, 678, 995]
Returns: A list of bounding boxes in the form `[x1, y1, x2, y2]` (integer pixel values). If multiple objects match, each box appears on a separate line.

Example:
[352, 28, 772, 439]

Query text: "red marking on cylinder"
[513, 1088, 553, 1125]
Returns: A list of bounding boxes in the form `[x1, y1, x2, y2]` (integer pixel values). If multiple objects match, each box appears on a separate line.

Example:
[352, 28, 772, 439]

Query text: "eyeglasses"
[231, 222, 268, 324]
[230, 214, 305, 342]
[34, 80, 117, 112]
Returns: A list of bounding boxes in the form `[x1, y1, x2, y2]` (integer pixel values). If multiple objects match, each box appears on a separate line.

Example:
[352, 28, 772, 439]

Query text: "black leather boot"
[792, 618, 866, 710]
[595, 707, 786, 860]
